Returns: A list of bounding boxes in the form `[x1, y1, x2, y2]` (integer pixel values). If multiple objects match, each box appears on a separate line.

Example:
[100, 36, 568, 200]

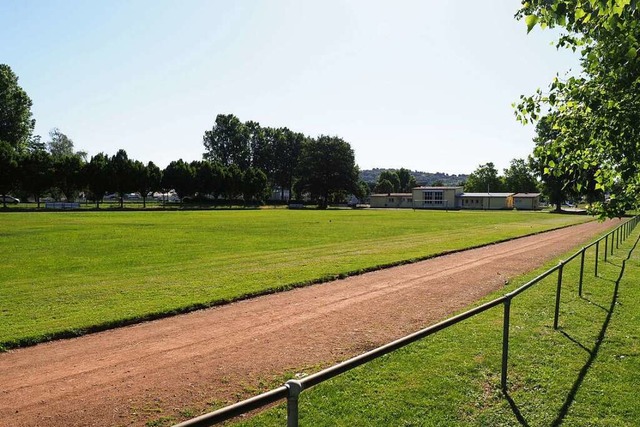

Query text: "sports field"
[0, 209, 590, 349]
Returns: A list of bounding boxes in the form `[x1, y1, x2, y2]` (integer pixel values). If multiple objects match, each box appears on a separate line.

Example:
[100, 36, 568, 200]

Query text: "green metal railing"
[175, 216, 639, 427]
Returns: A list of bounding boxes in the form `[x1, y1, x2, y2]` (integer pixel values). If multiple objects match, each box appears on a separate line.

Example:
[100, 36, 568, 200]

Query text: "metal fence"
[175, 216, 639, 427]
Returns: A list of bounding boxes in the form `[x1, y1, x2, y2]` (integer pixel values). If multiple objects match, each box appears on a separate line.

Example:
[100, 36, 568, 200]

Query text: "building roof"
[458, 193, 515, 198]
[512, 193, 541, 198]
[413, 186, 463, 190]
[370, 193, 412, 197]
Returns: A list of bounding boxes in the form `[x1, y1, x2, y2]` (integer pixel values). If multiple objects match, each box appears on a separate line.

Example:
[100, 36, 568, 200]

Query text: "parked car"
[1, 195, 20, 204]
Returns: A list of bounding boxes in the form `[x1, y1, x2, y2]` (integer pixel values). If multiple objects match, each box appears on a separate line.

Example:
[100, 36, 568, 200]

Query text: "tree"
[109, 149, 136, 208]
[530, 114, 581, 212]
[132, 161, 161, 208]
[242, 167, 269, 204]
[46, 128, 87, 160]
[374, 178, 395, 194]
[162, 159, 195, 201]
[202, 114, 251, 169]
[20, 145, 53, 208]
[147, 162, 162, 202]
[47, 128, 75, 158]
[223, 164, 243, 202]
[210, 162, 227, 201]
[247, 121, 273, 178]
[355, 180, 370, 201]
[272, 128, 304, 201]
[377, 170, 400, 193]
[85, 153, 111, 208]
[0, 141, 19, 207]
[0, 64, 35, 152]
[296, 136, 359, 208]
[516, 1, 640, 217]
[193, 161, 226, 201]
[464, 162, 505, 193]
[503, 158, 539, 194]
[192, 160, 214, 198]
[52, 154, 85, 202]
[397, 168, 417, 192]
[46, 128, 88, 202]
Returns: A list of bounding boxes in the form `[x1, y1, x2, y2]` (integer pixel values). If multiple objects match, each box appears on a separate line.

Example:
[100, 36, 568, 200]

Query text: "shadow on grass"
[578, 297, 609, 313]
[505, 234, 640, 427]
[559, 331, 593, 355]
[550, 235, 639, 426]
[504, 392, 531, 427]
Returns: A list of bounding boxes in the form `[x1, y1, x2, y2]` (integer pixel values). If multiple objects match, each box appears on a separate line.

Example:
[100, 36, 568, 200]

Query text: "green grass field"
[0, 209, 590, 350]
[233, 221, 640, 427]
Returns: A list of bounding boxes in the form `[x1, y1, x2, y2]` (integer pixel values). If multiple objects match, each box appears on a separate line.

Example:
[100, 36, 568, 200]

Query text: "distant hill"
[360, 168, 469, 187]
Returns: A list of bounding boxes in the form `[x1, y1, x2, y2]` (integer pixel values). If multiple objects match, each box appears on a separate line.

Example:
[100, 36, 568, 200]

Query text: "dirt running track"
[0, 219, 621, 427]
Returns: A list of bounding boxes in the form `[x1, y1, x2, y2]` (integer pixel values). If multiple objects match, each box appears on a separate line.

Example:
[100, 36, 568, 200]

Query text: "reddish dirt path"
[0, 219, 621, 427]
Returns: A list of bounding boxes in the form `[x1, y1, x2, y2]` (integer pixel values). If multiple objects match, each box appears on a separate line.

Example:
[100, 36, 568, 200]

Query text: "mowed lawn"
[0, 209, 590, 349]
[236, 221, 640, 427]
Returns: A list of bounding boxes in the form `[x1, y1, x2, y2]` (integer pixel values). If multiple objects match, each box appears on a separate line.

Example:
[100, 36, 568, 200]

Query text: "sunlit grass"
[234, 222, 639, 426]
[0, 209, 589, 349]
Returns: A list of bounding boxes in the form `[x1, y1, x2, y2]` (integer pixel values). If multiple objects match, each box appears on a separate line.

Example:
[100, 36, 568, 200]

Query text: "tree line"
[369, 160, 539, 196]
[463, 160, 539, 194]
[202, 114, 362, 208]
[1, 64, 363, 208]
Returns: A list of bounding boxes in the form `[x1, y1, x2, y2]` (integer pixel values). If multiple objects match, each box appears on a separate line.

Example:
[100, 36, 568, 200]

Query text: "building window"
[423, 190, 444, 205]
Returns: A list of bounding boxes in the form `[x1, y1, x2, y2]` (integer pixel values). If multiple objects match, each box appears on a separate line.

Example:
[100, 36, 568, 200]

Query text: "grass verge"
[230, 222, 640, 426]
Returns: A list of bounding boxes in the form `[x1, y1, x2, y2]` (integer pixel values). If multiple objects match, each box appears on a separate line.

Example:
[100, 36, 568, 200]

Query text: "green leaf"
[548, 160, 556, 168]
[525, 15, 538, 33]
[626, 47, 637, 59]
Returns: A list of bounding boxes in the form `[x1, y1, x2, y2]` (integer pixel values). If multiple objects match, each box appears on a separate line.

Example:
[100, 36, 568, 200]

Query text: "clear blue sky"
[1, 0, 579, 174]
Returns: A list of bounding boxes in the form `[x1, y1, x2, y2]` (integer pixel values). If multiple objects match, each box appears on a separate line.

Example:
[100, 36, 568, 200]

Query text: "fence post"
[604, 235, 608, 262]
[579, 248, 585, 297]
[501, 297, 511, 393]
[595, 241, 599, 276]
[286, 380, 303, 427]
[616, 227, 619, 249]
[554, 263, 564, 330]
[611, 232, 615, 255]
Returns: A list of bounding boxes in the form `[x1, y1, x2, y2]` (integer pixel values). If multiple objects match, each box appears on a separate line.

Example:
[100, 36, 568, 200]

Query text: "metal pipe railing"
[174, 386, 288, 427]
[174, 216, 638, 427]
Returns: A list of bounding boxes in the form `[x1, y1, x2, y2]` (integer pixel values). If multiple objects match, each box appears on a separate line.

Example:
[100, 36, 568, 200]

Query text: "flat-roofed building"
[513, 193, 542, 210]
[411, 187, 463, 209]
[458, 193, 514, 210]
[370, 193, 413, 208]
